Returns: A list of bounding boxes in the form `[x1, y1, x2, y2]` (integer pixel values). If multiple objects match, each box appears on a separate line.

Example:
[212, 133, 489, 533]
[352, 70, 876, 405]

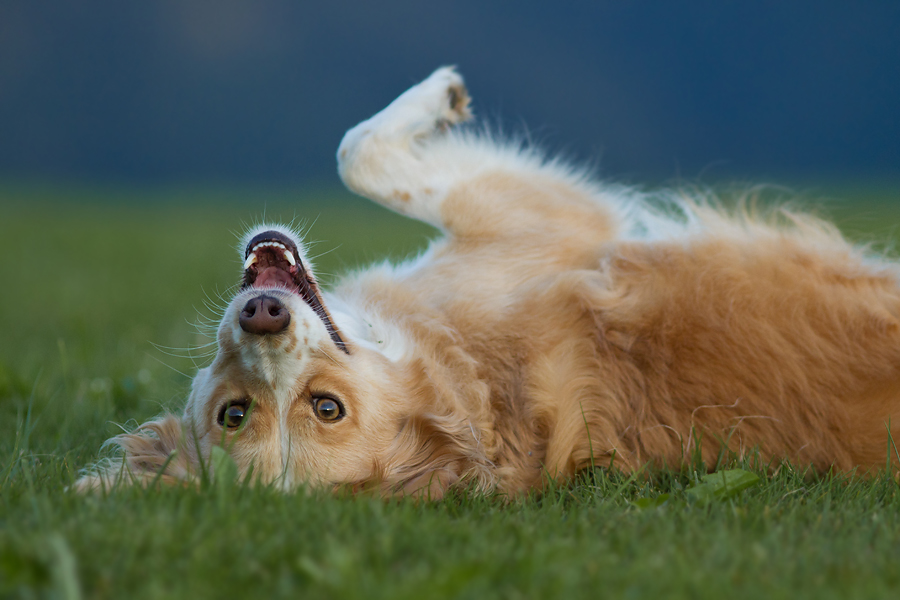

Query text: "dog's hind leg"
[337, 66, 473, 230]
[337, 67, 622, 245]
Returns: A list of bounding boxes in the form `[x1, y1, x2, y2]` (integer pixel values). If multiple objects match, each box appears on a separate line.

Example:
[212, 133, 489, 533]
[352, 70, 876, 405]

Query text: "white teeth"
[246, 241, 298, 268]
[250, 241, 287, 252]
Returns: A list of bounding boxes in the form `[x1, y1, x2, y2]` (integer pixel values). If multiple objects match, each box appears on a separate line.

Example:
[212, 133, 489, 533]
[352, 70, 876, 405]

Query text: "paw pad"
[436, 82, 471, 131]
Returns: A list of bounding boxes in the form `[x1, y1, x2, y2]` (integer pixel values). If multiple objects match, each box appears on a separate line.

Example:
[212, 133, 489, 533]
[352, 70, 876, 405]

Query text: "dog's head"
[80, 225, 494, 497]
[189, 225, 410, 490]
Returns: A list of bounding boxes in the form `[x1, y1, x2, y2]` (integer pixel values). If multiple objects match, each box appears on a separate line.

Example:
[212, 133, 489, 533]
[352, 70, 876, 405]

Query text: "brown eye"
[314, 397, 344, 422]
[217, 401, 249, 429]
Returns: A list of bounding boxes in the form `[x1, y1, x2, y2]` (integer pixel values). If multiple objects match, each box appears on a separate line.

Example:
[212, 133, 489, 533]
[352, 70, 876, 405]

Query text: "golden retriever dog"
[79, 67, 900, 497]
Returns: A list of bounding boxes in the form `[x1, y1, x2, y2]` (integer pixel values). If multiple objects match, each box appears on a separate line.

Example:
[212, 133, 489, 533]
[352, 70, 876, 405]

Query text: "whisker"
[151, 340, 218, 352]
[309, 245, 342, 262]
[316, 346, 345, 370]
[145, 353, 194, 380]
[149, 343, 217, 362]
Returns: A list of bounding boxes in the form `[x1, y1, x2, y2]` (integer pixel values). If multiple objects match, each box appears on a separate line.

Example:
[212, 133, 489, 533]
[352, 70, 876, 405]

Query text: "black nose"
[239, 295, 290, 335]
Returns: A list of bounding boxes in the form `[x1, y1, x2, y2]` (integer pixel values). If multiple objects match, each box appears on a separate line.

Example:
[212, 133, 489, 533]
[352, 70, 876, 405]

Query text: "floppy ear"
[372, 356, 497, 499]
[377, 411, 495, 500]
[75, 414, 199, 491]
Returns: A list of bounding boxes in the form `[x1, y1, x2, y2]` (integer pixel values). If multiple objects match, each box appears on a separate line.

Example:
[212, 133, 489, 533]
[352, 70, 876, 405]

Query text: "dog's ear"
[75, 414, 198, 491]
[374, 357, 495, 499]
[378, 407, 498, 499]
[377, 412, 472, 499]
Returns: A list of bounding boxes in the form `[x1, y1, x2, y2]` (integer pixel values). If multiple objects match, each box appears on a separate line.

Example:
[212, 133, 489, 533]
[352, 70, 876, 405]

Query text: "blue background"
[1, 1, 897, 186]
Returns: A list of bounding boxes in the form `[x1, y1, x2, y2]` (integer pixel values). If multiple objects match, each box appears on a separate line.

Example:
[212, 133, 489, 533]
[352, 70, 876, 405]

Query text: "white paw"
[351, 66, 471, 142]
[337, 66, 472, 188]
[397, 66, 472, 131]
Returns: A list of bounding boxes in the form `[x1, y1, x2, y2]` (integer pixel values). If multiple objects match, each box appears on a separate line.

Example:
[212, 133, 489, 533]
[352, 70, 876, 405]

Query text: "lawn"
[2, 183, 900, 599]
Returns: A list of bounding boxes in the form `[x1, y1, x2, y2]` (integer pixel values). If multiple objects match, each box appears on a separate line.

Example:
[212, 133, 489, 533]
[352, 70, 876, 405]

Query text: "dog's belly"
[447, 233, 900, 489]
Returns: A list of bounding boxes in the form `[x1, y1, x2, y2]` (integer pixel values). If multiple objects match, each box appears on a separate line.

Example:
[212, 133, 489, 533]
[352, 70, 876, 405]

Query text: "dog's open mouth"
[242, 230, 302, 291]
[242, 230, 348, 353]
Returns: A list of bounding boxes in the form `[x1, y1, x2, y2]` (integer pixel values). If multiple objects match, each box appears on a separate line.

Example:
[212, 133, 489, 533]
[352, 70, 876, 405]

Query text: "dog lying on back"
[79, 67, 900, 497]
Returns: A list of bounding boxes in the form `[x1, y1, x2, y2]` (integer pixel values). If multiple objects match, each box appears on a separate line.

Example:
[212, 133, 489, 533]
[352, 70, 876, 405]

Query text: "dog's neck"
[326, 292, 416, 363]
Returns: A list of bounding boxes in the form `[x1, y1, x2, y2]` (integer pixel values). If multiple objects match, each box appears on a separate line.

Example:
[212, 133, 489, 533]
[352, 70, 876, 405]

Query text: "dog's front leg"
[337, 67, 473, 231]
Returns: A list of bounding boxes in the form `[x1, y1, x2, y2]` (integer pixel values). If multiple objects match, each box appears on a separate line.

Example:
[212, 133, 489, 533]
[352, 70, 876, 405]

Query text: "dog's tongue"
[254, 266, 294, 288]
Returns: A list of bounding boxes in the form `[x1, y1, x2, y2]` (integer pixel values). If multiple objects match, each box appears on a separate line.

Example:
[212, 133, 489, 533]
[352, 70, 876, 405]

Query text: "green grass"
[2, 184, 900, 599]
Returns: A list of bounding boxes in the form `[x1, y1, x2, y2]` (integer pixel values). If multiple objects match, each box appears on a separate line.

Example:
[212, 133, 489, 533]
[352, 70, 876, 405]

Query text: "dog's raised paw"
[432, 68, 471, 130]
[397, 66, 472, 134]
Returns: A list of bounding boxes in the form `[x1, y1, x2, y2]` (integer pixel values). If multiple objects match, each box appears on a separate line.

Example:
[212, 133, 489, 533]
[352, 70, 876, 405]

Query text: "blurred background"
[2, 1, 900, 457]
[1, 0, 898, 188]
[2, 6, 900, 592]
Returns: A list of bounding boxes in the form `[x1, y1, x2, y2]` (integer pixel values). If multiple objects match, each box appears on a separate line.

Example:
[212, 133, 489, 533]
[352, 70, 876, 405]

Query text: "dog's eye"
[217, 400, 249, 429]
[314, 396, 344, 422]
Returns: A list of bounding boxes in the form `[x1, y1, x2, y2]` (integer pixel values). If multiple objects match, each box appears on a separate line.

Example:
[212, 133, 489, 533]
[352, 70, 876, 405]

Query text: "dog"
[79, 67, 900, 497]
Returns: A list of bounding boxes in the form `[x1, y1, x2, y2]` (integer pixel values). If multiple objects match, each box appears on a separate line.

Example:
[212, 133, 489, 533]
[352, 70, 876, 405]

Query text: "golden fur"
[79, 67, 900, 497]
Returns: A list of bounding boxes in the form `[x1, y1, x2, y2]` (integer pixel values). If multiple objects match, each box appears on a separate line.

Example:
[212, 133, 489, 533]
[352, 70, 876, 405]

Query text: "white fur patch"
[327, 293, 413, 363]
